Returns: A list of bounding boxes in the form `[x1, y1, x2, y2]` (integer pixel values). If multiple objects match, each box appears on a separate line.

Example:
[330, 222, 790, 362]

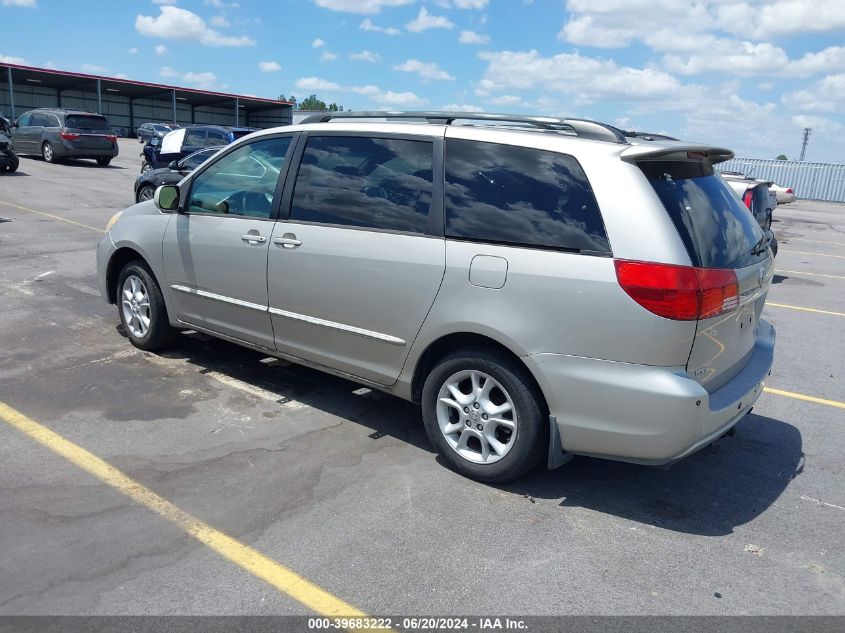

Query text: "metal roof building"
[1, 63, 293, 137]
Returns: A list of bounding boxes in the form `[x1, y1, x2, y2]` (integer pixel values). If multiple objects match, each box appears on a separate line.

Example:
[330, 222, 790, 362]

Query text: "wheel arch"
[409, 331, 548, 414]
[105, 246, 156, 304]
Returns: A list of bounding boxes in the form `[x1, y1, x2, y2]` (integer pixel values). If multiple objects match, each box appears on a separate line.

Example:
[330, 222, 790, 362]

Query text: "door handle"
[241, 234, 266, 244]
[274, 236, 302, 249]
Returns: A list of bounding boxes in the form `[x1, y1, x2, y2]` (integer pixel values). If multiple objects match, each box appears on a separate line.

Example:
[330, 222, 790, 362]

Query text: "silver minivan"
[97, 112, 776, 482]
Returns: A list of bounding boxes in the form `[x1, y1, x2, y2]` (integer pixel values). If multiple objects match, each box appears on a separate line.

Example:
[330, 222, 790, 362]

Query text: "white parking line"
[800, 495, 845, 512]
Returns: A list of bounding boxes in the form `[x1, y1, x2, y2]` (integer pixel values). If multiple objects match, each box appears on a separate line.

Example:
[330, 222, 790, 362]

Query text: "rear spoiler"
[620, 143, 734, 165]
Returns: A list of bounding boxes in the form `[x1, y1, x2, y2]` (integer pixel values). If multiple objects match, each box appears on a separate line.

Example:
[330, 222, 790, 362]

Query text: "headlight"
[105, 211, 123, 232]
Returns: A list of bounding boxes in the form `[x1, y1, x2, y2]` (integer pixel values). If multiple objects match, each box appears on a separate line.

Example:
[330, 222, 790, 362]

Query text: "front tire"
[117, 261, 175, 351]
[421, 349, 547, 483]
[97, 158, 111, 167]
[42, 141, 56, 163]
[136, 184, 156, 203]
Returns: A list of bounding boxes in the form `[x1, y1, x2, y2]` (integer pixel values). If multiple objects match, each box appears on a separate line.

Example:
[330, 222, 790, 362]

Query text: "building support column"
[191, 104, 195, 124]
[234, 97, 239, 126]
[7, 66, 14, 119]
[57, 88, 63, 108]
[96, 78, 102, 114]
[129, 97, 135, 137]
[172, 89, 177, 125]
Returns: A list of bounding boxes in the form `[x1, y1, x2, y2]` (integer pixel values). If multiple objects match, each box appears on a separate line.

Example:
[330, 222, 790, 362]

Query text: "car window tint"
[30, 114, 47, 127]
[185, 129, 206, 145]
[181, 149, 215, 171]
[445, 139, 610, 253]
[290, 135, 433, 234]
[187, 136, 291, 219]
[65, 115, 110, 131]
[47, 115, 61, 127]
[205, 131, 228, 146]
[16, 114, 32, 127]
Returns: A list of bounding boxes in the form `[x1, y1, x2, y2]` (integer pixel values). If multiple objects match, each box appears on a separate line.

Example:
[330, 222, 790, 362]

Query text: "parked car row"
[137, 122, 181, 144]
[140, 124, 256, 173]
[100, 111, 777, 483]
[721, 169, 796, 204]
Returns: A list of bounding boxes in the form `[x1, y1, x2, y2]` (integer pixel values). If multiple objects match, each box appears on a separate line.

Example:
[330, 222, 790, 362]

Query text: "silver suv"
[96, 112, 776, 483]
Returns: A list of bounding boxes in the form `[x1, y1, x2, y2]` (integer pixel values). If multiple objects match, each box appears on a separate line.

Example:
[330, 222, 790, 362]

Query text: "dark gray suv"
[11, 108, 119, 166]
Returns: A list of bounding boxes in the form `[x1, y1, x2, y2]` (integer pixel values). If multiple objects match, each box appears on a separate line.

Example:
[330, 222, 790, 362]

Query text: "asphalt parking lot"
[0, 138, 843, 617]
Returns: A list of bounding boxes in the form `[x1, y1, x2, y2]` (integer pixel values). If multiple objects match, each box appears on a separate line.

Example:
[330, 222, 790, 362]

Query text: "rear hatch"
[639, 159, 773, 392]
[63, 114, 115, 149]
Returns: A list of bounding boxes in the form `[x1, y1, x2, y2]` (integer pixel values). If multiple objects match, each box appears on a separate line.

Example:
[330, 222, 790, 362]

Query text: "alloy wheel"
[121, 274, 151, 338]
[436, 369, 518, 464]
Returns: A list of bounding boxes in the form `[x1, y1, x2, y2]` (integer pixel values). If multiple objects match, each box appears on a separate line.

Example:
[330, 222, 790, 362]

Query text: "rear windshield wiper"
[751, 231, 773, 256]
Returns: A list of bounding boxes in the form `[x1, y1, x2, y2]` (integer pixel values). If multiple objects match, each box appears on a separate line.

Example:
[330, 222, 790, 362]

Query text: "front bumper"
[525, 319, 776, 465]
[96, 232, 117, 303]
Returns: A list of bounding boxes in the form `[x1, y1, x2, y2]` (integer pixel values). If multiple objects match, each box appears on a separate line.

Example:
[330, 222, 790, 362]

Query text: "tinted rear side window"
[444, 139, 610, 254]
[65, 115, 110, 131]
[290, 135, 433, 234]
[639, 161, 766, 269]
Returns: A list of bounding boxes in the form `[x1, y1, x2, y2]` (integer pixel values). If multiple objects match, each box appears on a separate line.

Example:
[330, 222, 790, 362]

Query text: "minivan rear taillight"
[614, 260, 739, 321]
[742, 190, 753, 209]
[105, 134, 117, 142]
[60, 131, 79, 140]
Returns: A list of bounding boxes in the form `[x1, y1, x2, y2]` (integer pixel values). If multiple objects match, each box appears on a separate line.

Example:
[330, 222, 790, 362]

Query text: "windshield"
[640, 160, 767, 269]
[65, 115, 111, 131]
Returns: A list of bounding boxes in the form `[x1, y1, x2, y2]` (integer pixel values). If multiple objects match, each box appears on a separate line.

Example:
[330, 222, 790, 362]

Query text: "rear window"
[640, 161, 766, 269]
[444, 139, 611, 254]
[232, 130, 253, 140]
[65, 115, 111, 131]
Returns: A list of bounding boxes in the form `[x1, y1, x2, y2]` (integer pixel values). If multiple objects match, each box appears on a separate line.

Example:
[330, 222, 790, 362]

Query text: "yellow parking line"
[764, 388, 845, 410]
[767, 303, 845, 317]
[780, 250, 845, 259]
[775, 269, 845, 281]
[0, 199, 104, 233]
[0, 401, 367, 618]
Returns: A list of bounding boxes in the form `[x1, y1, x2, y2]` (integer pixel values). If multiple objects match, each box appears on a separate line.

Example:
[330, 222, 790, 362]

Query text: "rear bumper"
[55, 141, 119, 159]
[525, 319, 775, 465]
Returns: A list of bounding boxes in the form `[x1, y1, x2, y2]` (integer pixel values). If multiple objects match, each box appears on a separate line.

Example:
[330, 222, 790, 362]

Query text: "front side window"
[16, 113, 32, 127]
[444, 139, 610, 254]
[206, 130, 228, 146]
[185, 129, 206, 146]
[187, 136, 292, 219]
[290, 135, 433, 234]
[180, 149, 216, 171]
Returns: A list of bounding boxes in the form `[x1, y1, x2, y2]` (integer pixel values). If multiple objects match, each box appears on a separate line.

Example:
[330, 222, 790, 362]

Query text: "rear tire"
[770, 236, 778, 257]
[138, 135, 144, 143]
[42, 141, 56, 163]
[421, 348, 547, 483]
[97, 158, 111, 167]
[116, 261, 175, 352]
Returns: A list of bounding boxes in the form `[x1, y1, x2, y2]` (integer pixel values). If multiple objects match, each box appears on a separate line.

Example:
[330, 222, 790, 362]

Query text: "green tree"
[776, 154, 788, 160]
[278, 94, 297, 107]
[295, 94, 344, 111]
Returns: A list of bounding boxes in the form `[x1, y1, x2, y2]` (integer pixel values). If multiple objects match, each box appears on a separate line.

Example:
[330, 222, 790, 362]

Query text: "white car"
[770, 183, 796, 204]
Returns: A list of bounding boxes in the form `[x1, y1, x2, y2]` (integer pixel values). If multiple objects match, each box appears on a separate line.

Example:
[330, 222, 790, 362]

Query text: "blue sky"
[2, 0, 844, 162]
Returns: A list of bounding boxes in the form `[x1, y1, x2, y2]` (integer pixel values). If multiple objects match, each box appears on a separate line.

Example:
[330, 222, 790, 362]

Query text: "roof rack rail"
[299, 110, 629, 144]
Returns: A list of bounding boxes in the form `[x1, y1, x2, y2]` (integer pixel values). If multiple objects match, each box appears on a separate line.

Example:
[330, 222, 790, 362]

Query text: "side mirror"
[168, 160, 179, 170]
[154, 185, 181, 212]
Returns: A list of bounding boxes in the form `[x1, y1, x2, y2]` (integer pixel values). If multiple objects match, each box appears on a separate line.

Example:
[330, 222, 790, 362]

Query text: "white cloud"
[312, 38, 326, 48]
[394, 59, 455, 81]
[664, 42, 845, 78]
[2, 0, 36, 7]
[783, 73, 845, 113]
[136, 6, 255, 47]
[441, 103, 484, 111]
[723, 0, 845, 39]
[128, 47, 139, 54]
[0, 54, 26, 64]
[259, 60, 282, 72]
[320, 51, 338, 62]
[459, 30, 490, 45]
[790, 114, 842, 133]
[152, 0, 177, 4]
[204, 0, 238, 7]
[350, 50, 380, 62]
[437, 0, 488, 8]
[313, 0, 412, 14]
[406, 7, 453, 32]
[294, 76, 426, 106]
[80, 64, 107, 73]
[183, 71, 218, 88]
[114, 73, 129, 79]
[360, 18, 400, 35]
[154, 44, 168, 55]
[159, 66, 179, 78]
[210, 15, 230, 27]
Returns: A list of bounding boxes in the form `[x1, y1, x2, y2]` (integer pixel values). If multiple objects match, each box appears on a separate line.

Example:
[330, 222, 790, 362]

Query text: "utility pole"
[799, 127, 812, 161]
